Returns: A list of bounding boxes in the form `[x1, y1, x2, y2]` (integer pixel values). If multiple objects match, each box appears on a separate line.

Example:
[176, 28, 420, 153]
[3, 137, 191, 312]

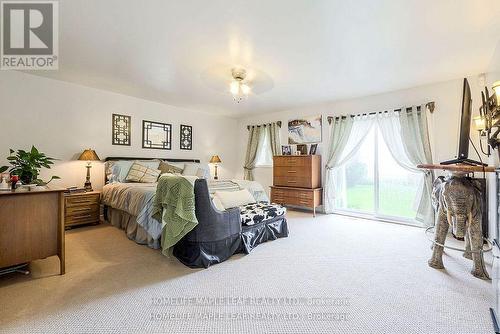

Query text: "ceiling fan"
[200, 64, 274, 103]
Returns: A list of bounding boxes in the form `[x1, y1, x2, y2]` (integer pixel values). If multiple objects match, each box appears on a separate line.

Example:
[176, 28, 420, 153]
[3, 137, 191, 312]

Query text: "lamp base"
[84, 164, 93, 192]
[214, 165, 219, 180]
[84, 181, 93, 192]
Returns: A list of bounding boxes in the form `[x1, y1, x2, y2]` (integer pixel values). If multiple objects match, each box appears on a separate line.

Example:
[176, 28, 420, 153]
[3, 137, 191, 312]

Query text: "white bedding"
[101, 178, 270, 241]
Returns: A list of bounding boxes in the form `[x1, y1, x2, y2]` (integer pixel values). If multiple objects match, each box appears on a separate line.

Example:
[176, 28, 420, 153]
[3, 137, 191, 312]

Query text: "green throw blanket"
[152, 174, 198, 256]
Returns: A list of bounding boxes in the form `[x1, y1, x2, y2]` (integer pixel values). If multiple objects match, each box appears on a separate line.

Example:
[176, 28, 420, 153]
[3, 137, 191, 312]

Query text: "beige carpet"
[0, 211, 494, 334]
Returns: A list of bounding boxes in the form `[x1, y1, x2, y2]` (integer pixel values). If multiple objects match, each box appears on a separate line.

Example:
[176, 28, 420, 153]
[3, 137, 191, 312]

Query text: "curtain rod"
[327, 101, 435, 125]
[247, 121, 282, 130]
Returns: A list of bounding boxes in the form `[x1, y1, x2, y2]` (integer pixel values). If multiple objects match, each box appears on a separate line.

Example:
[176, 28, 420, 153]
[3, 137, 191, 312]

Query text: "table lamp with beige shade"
[209, 155, 222, 180]
[78, 149, 100, 191]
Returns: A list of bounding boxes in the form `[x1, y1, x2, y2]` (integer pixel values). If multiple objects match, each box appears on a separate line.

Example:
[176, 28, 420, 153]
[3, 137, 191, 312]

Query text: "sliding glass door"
[333, 125, 422, 223]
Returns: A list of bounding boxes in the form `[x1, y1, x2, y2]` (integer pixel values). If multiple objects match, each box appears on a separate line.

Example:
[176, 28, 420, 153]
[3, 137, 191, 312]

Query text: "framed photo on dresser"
[281, 145, 292, 155]
[309, 144, 318, 155]
[297, 144, 308, 155]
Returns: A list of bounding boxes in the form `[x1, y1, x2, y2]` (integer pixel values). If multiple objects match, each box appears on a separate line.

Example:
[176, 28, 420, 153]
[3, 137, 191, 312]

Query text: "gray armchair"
[173, 179, 242, 268]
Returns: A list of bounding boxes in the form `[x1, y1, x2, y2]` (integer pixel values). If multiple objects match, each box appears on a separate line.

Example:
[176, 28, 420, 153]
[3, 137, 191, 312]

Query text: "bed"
[100, 157, 286, 266]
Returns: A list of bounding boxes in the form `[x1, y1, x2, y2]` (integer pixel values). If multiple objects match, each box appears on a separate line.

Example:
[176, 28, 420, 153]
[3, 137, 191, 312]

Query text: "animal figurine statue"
[428, 175, 490, 280]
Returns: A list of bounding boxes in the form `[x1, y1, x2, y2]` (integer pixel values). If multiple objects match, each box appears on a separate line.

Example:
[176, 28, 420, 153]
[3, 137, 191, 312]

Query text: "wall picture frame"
[142, 120, 172, 150]
[180, 124, 193, 150]
[288, 115, 322, 144]
[112, 114, 131, 146]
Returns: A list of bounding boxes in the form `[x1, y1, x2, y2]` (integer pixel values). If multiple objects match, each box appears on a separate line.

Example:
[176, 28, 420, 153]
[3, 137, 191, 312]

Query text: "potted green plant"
[0, 146, 60, 186]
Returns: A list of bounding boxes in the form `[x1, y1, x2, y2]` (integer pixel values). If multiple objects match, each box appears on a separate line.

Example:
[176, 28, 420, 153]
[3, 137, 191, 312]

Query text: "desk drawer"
[65, 194, 100, 207]
[66, 204, 99, 217]
[65, 212, 100, 226]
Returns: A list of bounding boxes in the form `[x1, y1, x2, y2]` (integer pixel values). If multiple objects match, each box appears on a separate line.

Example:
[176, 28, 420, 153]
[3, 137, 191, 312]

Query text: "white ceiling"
[28, 0, 500, 117]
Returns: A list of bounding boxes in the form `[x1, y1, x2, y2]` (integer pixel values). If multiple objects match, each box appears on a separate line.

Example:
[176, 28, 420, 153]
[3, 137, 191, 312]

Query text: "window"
[254, 129, 273, 167]
[333, 125, 423, 223]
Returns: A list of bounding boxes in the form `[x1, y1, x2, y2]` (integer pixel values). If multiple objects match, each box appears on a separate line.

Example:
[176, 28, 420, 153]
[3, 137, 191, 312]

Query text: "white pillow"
[214, 189, 256, 209]
[211, 196, 225, 211]
[111, 160, 134, 182]
[183, 163, 210, 179]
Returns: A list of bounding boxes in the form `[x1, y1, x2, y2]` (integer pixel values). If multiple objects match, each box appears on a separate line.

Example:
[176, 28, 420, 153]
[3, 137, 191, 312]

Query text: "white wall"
[0, 71, 239, 190]
[237, 74, 499, 235]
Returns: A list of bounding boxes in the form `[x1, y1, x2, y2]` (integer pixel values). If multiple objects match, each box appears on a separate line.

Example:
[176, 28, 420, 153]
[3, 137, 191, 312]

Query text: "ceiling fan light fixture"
[230, 81, 240, 95]
[241, 83, 251, 95]
[230, 68, 250, 103]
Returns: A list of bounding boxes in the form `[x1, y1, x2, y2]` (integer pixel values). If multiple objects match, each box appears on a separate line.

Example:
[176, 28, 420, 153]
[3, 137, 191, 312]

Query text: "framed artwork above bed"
[142, 120, 172, 150]
[180, 124, 192, 150]
[112, 114, 131, 146]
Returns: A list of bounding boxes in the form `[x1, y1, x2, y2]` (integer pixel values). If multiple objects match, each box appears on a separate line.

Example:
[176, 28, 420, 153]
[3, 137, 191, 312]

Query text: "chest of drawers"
[64, 191, 101, 228]
[271, 155, 322, 216]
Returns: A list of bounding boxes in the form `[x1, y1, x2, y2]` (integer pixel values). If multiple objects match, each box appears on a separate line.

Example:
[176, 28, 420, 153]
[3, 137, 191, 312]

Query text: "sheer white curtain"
[324, 115, 374, 213]
[325, 105, 433, 224]
[399, 106, 434, 225]
[377, 109, 433, 225]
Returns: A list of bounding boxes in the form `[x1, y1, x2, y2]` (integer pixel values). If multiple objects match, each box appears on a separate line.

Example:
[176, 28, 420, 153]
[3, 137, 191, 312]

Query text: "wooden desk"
[0, 187, 65, 275]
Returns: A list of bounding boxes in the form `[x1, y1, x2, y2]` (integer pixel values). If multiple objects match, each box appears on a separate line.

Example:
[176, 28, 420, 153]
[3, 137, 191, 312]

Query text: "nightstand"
[64, 191, 101, 229]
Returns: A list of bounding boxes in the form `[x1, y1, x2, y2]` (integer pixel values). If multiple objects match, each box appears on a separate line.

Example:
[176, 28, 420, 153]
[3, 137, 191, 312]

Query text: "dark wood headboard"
[104, 157, 201, 183]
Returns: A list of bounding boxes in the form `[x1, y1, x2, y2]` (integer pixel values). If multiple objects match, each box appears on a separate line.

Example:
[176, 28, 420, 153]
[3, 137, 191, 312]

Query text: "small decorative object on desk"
[0, 174, 9, 191]
[21, 184, 37, 191]
[309, 144, 318, 155]
[10, 175, 18, 190]
[0, 146, 60, 186]
[297, 144, 308, 155]
[281, 145, 292, 155]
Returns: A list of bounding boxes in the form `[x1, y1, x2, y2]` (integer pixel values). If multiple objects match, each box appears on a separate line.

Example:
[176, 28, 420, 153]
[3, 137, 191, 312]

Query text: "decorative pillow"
[214, 189, 256, 209]
[110, 160, 134, 183]
[195, 168, 207, 179]
[166, 161, 185, 171]
[125, 162, 161, 183]
[211, 196, 225, 211]
[137, 160, 161, 170]
[183, 163, 210, 179]
[107, 160, 160, 183]
[159, 161, 184, 174]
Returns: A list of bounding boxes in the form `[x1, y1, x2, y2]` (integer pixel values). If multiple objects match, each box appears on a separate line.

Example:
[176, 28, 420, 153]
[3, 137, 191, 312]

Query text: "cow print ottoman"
[239, 202, 287, 226]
